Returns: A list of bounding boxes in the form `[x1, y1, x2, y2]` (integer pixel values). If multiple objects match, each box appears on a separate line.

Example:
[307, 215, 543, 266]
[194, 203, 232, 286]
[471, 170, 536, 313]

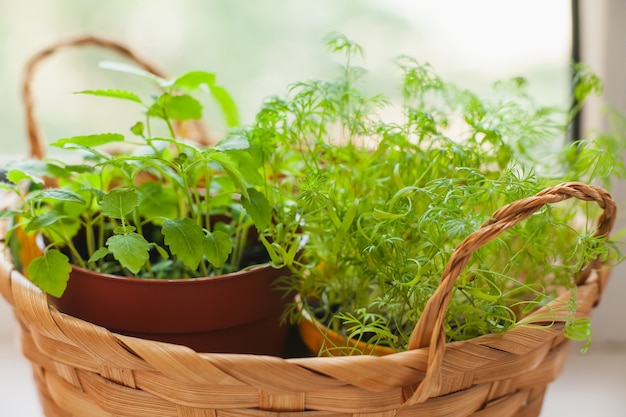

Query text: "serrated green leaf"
[27, 250, 71, 297]
[210, 84, 240, 127]
[130, 121, 145, 137]
[114, 225, 137, 234]
[161, 218, 205, 270]
[147, 94, 203, 121]
[38, 189, 86, 205]
[51, 133, 125, 148]
[106, 233, 150, 274]
[204, 231, 232, 268]
[88, 247, 110, 263]
[215, 134, 250, 151]
[24, 211, 63, 233]
[171, 71, 216, 91]
[241, 188, 272, 231]
[7, 169, 44, 185]
[75, 89, 143, 104]
[100, 189, 140, 219]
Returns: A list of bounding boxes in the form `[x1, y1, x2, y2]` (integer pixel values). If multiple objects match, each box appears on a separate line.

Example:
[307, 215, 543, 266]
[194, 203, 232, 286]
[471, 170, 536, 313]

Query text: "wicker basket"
[0, 36, 619, 417]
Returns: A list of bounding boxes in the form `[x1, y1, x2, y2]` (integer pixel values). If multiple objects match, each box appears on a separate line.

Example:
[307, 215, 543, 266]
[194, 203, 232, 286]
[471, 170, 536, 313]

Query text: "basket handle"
[405, 181, 616, 404]
[22, 35, 210, 160]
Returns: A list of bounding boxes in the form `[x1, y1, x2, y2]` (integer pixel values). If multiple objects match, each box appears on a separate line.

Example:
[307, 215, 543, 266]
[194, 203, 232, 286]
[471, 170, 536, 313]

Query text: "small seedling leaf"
[6, 169, 44, 185]
[100, 189, 140, 219]
[204, 231, 232, 268]
[241, 188, 272, 231]
[130, 121, 145, 137]
[161, 218, 205, 270]
[38, 189, 86, 205]
[88, 247, 110, 263]
[27, 250, 71, 298]
[114, 225, 137, 235]
[152, 243, 170, 260]
[106, 233, 150, 274]
[147, 94, 203, 121]
[24, 211, 63, 233]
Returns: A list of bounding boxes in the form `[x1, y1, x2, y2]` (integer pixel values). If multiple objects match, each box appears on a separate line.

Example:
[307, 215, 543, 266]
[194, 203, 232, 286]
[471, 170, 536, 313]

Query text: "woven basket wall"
[0, 180, 616, 417]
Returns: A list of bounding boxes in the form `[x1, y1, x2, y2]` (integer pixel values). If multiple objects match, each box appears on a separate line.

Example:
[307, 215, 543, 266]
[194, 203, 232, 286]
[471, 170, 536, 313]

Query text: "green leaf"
[114, 225, 137, 234]
[210, 84, 240, 127]
[51, 133, 125, 149]
[241, 188, 272, 231]
[130, 121, 145, 137]
[24, 211, 63, 233]
[38, 189, 86, 205]
[204, 231, 232, 268]
[75, 89, 143, 104]
[100, 189, 140, 219]
[88, 247, 110, 263]
[153, 243, 170, 260]
[27, 250, 71, 297]
[171, 71, 216, 91]
[6, 169, 44, 185]
[215, 134, 250, 151]
[161, 218, 205, 270]
[147, 94, 203, 121]
[0, 210, 20, 219]
[106, 233, 150, 274]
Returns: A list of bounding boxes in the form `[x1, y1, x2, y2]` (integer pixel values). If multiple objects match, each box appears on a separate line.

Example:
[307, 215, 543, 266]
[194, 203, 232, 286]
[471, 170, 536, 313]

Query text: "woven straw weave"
[0, 181, 616, 417]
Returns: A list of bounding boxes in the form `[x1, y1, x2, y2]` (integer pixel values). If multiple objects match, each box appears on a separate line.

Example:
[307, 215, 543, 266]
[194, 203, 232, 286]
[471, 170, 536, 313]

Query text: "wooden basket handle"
[22, 35, 210, 160]
[405, 181, 616, 404]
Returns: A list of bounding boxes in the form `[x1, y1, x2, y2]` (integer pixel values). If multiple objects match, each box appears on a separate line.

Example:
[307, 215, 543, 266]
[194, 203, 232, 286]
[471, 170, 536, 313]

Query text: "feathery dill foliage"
[249, 33, 624, 353]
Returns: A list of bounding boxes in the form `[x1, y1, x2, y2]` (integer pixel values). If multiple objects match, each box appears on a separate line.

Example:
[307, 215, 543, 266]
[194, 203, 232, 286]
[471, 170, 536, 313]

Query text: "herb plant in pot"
[1, 36, 294, 356]
[253, 34, 624, 356]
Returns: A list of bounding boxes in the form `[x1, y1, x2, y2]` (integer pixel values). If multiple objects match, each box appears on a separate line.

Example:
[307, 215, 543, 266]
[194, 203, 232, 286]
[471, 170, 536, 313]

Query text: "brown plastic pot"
[50, 263, 293, 356]
[298, 304, 397, 357]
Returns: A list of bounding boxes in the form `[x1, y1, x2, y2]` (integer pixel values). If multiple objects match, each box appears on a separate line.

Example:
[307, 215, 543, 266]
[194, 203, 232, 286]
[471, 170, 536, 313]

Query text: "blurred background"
[0, 0, 573, 155]
[0, 1, 624, 415]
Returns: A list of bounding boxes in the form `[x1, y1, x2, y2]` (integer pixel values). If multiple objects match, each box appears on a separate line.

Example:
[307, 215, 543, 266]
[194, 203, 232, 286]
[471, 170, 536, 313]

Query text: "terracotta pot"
[50, 264, 293, 356]
[14, 216, 294, 356]
[298, 306, 397, 357]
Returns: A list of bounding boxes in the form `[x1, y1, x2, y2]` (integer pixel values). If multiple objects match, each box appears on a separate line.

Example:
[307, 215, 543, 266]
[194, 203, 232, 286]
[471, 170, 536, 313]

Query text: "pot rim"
[69, 261, 277, 285]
